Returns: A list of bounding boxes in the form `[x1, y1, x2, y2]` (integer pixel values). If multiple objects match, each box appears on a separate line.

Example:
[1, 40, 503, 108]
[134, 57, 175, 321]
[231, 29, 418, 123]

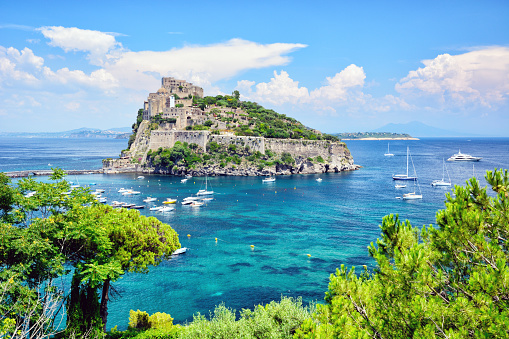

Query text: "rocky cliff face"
[105, 128, 360, 176]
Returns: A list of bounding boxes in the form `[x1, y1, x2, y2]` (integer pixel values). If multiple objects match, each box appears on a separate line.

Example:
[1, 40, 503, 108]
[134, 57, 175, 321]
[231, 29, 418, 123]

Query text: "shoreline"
[3, 169, 104, 178]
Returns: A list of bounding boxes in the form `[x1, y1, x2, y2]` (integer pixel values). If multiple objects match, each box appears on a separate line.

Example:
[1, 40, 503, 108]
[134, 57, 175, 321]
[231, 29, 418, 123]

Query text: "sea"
[1, 136, 509, 330]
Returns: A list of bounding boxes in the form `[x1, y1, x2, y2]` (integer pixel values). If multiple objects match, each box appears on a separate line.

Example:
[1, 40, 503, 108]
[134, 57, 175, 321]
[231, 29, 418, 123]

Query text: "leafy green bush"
[315, 156, 325, 163]
[281, 152, 295, 165]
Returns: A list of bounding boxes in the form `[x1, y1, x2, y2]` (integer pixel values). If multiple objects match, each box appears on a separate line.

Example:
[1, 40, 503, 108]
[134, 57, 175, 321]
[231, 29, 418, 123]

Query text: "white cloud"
[310, 65, 365, 101]
[249, 70, 309, 105]
[37, 26, 122, 66]
[65, 101, 80, 111]
[396, 47, 509, 109]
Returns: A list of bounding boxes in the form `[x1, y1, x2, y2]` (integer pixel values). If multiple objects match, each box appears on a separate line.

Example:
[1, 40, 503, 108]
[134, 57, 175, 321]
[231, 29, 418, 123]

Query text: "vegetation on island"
[2, 167, 509, 338]
[334, 131, 413, 139]
[145, 140, 304, 172]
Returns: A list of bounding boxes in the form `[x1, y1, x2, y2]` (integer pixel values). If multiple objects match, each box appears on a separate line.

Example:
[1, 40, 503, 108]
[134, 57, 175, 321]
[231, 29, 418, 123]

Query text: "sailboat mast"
[406, 147, 409, 177]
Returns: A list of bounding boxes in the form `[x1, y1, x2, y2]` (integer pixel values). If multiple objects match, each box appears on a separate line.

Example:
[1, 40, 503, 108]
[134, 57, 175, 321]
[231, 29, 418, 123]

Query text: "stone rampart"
[210, 135, 265, 153]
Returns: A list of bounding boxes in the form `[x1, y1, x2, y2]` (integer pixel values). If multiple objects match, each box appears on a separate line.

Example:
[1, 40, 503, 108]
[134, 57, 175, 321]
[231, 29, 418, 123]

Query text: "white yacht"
[431, 159, 452, 187]
[384, 143, 394, 157]
[196, 176, 213, 196]
[402, 192, 422, 200]
[392, 147, 417, 181]
[447, 150, 481, 162]
[262, 177, 276, 183]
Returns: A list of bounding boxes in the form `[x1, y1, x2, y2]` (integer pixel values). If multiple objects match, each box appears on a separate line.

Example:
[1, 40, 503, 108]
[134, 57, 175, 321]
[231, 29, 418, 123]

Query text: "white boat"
[163, 198, 177, 204]
[24, 191, 37, 198]
[191, 201, 204, 207]
[393, 147, 417, 181]
[143, 197, 157, 202]
[447, 150, 481, 162]
[182, 196, 200, 205]
[395, 184, 406, 188]
[384, 143, 394, 157]
[131, 205, 145, 209]
[316, 178, 322, 182]
[202, 197, 214, 201]
[262, 177, 276, 183]
[159, 206, 174, 212]
[196, 176, 213, 196]
[402, 192, 423, 200]
[185, 174, 192, 179]
[137, 176, 145, 179]
[181, 178, 188, 183]
[172, 247, 187, 255]
[149, 206, 163, 211]
[97, 197, 107, 203]
[431, 159, 452, 187]
[118, 188, 129, 193]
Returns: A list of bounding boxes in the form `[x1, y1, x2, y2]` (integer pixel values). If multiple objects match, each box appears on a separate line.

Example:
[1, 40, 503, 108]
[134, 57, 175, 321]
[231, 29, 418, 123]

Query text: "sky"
[0, 0, 508, 136]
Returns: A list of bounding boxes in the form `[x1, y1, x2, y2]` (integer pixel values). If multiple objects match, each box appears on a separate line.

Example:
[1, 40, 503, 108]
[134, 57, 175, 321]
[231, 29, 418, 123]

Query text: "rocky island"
[103, 77, 360, 176]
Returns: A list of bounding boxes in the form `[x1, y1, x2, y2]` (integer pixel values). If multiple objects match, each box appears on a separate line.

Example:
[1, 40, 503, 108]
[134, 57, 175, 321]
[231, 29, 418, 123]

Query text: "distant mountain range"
[369, 121, 473, 137]
[0, 127, 132, 139]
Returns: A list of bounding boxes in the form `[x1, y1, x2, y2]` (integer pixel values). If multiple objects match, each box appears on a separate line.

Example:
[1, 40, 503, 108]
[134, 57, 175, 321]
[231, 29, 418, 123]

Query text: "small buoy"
[307, 254, 311, 257]
[275, 191, 277, 193]
[294, 187, 296, 189]
[250, 245, 254, 248]
[187, 234, 191, 237]
[215, 238, 218, 242]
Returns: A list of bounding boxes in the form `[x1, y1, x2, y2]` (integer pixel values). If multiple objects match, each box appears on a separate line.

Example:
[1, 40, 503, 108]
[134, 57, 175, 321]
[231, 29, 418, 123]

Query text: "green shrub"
[129, 310, 150, 331]
[315, 156, 325, 163]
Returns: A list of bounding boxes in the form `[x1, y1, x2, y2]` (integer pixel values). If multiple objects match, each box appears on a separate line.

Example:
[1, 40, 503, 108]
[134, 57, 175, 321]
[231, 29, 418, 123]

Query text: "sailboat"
[196, 176, 214, 196]
[384, 143, 394, 157]
[431, 159, 451, 187]
[392, 147, 417, 181]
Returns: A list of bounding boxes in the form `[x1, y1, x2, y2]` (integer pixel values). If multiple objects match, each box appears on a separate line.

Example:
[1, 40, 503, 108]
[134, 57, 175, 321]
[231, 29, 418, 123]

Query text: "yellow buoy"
[307, 254, 311, 257]
[250, 245, 255, 248]
[187, 234, 191, 237]
[215, 238, 218, 242]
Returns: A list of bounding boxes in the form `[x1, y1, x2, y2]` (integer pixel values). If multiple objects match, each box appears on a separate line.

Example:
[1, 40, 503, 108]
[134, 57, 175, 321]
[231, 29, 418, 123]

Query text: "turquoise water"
[1, 137, 509, 329]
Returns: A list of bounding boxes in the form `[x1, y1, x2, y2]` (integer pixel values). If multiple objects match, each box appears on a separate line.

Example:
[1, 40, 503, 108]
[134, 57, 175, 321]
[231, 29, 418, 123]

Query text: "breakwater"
[4, 169, 104, 178]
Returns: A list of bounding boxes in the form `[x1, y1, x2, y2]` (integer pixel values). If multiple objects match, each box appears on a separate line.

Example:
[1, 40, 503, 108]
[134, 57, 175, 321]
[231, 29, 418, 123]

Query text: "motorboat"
[118, 188, 129, 193]
[196, 176, 213, 195]
[172, 247, 187, 255]
[182, 196, 200, 205]
[95, 189, 105, 193]
[159, 206, 174, 212]
[143, 197, 157, 202]
[447, 150, 481, 162]
[97, 197, 107, 203]
[262, 177, 276, 183]
[202, 197, 213, 201]
[431, 159, 452, 187]
[181, 178, 188, 183]
[395, 184, 406, 188]
[393, 147, 417, 181]
[163, 198, 177, 204]
[131, 205, 145, 209]
[121, 203, 135, 208]
[122, 190, 141, 196]
[384, 143, 394, 157]
[185, 174, 193, 179]
[149, 206, 163, 211]
[137, 176, 145, 179]
[191, 201, 204, 207]
[316, 178, 322, 182]
[24, 191, 37, 198]
[402, 192, 422, 200]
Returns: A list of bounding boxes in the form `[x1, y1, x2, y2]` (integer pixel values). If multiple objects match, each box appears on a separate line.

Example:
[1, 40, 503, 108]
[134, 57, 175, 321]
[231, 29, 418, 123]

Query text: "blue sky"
[1, 0, 508, 135]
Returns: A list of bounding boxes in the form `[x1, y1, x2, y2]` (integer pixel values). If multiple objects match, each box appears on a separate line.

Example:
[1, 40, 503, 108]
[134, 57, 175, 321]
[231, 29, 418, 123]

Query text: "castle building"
[142, 77, 205, 129]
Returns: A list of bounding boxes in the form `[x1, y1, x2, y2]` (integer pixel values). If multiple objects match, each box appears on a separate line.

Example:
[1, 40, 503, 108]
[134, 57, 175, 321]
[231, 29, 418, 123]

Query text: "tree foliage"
[0, 170, 181, 338]
[296, 168, 509, 338]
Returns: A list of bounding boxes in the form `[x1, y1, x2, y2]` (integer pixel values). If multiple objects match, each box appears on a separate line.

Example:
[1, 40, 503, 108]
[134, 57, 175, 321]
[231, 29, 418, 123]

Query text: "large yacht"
[447, 150, 481, 162]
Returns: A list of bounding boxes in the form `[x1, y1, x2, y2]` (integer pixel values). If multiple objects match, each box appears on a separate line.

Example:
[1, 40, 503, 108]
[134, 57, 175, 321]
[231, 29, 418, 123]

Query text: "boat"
[121, 203, 135, 208]
[163, 198, 177, 204]
[118, 188, 129, 193]
[431, 159, 452, 187]
[182, 196, 200, 205]
[181, 178, 188, 183]
[316, 178, 322, 182]
[196, 176, 213, 196]
[392, 147, 417, 181]
[131, 205, 145, 209]
[95, 189, 105, 193]
[384, 143, 394, 157]
[97, 197, 107, 203]
[122, 190, 141, 196]
[185, 174, 192, 179]
[143, 197, 157, 202]
[172, 247, 187, 255]
[402, 192, 423, 200]
[159, 206, 174, 212]
[191, 201, 204, 207]
[395, 184, 406, 188]
[447, 150, 481, 162]
[202, 197, 213, 201]
[137, 176, 145, 179]
[262, 177, 276, 183]
[24, 191, 37, 198]
[149, 206, 163, 211]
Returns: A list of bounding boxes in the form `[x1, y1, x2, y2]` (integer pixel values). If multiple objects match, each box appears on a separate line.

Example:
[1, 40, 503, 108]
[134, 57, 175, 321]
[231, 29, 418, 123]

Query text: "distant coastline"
[342, 137, 420, 140]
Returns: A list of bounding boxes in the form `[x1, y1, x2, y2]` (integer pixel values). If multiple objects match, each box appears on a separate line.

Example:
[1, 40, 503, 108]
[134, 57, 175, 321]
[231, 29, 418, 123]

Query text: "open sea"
[1, 136, 509, 329]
